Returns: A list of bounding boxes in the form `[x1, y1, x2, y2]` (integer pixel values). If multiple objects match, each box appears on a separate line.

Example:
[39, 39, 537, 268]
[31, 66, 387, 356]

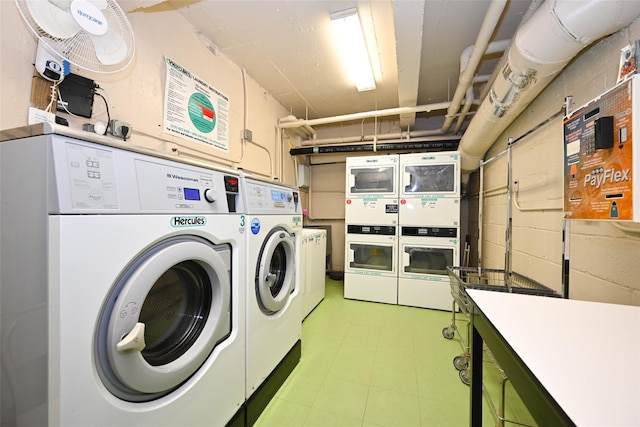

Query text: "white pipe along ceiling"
[278, 102, 451, 128]
[458, 0, 640, 177]
[301, 129, 455, 146]
[452, 40, 511, 135]
[439, 0, 509, 134]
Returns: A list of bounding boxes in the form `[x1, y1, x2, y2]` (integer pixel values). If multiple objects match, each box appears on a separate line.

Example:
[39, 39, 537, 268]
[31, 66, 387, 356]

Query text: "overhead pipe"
[446, 40, 511, 133]
[452, 38, 512, 134]
[289, 138, 460, 156]
[279, 115, 316, 138]
[467, 0, 546, 110]
[440, 0, 508, 133]
[300, 129, 447, 146]
[278, 102, 450, 129]
[453, 74, 490, 134]
[459, 0, 640, 175]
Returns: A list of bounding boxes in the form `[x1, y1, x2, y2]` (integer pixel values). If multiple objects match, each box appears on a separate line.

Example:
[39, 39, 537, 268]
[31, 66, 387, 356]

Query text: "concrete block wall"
[477, 16, 640, 305]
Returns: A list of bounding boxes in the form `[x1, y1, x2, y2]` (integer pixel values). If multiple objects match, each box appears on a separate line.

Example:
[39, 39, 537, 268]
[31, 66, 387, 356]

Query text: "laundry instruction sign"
[164, 57, 229, 151]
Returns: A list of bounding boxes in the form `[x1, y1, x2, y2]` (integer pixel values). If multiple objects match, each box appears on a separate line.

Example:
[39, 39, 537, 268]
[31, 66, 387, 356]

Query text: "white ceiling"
[158, 1, 534, 130]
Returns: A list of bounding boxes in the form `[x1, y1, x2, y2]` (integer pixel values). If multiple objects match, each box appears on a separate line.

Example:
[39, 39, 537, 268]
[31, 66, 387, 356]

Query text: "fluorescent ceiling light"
[331, 8, 376, 92]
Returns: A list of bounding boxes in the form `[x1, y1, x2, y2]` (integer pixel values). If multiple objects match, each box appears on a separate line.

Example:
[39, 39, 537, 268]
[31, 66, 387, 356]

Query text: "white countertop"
[467, 289, 640, 427]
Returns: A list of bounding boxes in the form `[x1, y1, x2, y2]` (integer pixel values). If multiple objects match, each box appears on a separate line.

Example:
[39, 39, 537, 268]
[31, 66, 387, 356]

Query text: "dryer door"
[95, 236, 231, 402]
[255, 227, 296, 314]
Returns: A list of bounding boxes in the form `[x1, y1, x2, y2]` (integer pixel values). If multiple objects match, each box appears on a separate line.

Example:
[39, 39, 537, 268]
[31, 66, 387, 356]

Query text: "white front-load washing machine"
[0, 126, 246, 427]
[240, 177, 302, 425]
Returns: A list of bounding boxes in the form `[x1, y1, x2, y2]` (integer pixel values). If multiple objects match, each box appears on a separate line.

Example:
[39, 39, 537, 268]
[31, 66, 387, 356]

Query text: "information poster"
[164, 57, 229, 151]
[563, 76, 636, 220]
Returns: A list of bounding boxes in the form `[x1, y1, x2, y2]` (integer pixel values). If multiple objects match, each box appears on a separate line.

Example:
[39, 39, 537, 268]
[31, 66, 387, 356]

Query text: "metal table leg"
[470, 310, 483, 426]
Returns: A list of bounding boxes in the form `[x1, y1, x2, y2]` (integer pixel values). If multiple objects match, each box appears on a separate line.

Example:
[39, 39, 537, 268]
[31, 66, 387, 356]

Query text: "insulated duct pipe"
[459, 0, 640, 175]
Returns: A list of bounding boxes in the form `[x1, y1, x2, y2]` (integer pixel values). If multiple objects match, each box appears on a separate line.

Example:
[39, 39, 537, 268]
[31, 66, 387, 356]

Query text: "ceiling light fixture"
[330, 8, 376, 92]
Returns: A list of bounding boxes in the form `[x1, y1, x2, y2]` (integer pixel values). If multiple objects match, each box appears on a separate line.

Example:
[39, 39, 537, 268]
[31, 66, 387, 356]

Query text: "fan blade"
[49, 0, 72, 8]
[90, 29, 127, 65]
[26, 0, 81, 39]
[88, 0, 108, 9]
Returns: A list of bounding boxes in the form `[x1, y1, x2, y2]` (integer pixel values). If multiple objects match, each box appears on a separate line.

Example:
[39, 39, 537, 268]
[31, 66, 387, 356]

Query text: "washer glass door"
[95, 236, 231, 402]
[255, 227, 296, 314]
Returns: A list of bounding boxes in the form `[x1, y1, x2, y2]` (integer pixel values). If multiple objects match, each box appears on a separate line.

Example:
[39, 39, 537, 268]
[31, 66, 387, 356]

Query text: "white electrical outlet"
[28, 107, 55, 125]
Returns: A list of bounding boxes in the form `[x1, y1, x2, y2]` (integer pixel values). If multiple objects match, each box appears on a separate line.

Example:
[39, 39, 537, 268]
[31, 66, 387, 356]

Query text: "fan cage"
[15, 0, 135, 74]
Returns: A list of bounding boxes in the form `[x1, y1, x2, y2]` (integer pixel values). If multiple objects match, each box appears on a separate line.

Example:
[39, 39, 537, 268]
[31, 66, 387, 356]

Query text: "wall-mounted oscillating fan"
[15, 0, 135, 81]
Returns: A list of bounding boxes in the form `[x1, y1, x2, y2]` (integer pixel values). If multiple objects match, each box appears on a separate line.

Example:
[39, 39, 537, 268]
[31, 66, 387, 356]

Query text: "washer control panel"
[243, 178, 300, 214]
[135, 159, 226, 212]
[50, 136, 242, 214]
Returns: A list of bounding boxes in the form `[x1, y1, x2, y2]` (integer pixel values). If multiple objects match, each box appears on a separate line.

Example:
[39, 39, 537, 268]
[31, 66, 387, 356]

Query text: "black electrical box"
[57, 73, 95, 118]
[594, 116, 614, 149]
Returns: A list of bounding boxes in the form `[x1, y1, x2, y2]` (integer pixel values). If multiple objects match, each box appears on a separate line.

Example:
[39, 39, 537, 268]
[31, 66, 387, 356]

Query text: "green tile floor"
[255, 277, 535, 427]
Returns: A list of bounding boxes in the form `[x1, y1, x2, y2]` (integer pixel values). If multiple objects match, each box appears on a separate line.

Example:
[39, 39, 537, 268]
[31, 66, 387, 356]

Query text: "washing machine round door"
[256, 227, 296, 314]
[95, 236, 231, 402]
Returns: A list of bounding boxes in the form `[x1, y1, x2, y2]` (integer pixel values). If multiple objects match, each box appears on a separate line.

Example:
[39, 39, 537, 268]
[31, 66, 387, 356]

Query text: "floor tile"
[378, 324, 414, 349]
[312, 377, 369, 420]
[326, 350, 374, 385]
[363, 386, 421, 427]
[370, 361, 418, 396]
[277, 366, 324, 407]
[375, 341, 417, 367]
[419, 394, 468, 426]
[303, 407, 362, 427]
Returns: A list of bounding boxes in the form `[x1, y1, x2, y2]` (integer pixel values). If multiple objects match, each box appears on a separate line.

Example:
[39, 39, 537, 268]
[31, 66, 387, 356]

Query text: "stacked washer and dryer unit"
[240, 176, 303, 426]
[398, 152, 461, 311]
[0, 125, 247, 426]
[344, 152, 461, 310]
[344, 155, 400, 304]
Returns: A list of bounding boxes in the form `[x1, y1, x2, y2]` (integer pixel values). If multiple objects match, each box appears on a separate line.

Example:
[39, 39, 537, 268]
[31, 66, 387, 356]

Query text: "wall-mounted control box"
[563, 75, 639, 221]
